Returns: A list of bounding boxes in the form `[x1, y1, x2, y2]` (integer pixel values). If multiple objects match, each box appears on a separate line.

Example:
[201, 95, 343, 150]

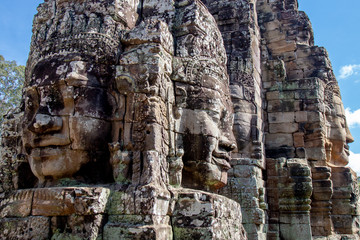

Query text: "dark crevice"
[138, 0, 144, 23]
[140, 151, 144, 179]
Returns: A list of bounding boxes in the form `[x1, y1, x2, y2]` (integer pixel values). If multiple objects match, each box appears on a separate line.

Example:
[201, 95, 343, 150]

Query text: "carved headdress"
[25, 0, 139, 81]
[324, 81, 343, 116]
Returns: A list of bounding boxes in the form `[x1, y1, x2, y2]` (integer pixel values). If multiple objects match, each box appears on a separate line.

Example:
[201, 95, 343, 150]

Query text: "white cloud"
[339, 64, 360, 79]
[348, 151, 360, 176]
[345, 108, 360, 128]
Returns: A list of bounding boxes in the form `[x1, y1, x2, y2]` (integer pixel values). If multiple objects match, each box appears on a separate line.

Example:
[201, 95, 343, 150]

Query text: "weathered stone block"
[268, 112, 295, 123]
[331, 215, 358, 234]
[0, 189, 33, 217]
[134, 185, 171, 216]
[266, 133, 293, 148]
[32, 187, 110, 216]
[51, 214, 105, 240]
[106, 190, 135, 215]
[0, 217, 50, 240]
[172, 189, 246, 239]
[311, 186, 333, 201]
[279, 222, 312, 240]
[104, 222, 172, 240]
[267, 100, 300, 112]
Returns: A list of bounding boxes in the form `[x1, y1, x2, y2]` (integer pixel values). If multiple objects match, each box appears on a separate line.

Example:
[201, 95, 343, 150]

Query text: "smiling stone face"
[324, 82, 354, 166]
[326, 113, 354, 166]
[22, 56, 115, 186]
[173, 59, 236, 191]
[180, 87, 236, 191]
[18, 0, 134, 187]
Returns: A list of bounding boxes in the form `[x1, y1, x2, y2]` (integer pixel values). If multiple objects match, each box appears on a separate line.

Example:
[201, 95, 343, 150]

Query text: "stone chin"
[183, 160, 229, 191]
[330, 141, 351, 167]
[28, 147, 89, 184]
[204, 161, 229, 190]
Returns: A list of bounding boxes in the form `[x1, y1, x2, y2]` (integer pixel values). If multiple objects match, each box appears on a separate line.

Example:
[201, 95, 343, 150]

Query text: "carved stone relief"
[0, 0, 359, 239]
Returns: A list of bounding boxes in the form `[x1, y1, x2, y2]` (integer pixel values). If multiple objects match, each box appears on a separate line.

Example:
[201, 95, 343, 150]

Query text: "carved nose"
[346, 131, 354, 144]
[347, 135, 354, 144]
[219, 136, 237, 152]
[30, 114, 63, 134]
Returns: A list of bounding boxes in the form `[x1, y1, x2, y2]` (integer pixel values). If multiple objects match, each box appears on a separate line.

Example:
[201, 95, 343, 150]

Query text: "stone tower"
[0, 0, 358, 239]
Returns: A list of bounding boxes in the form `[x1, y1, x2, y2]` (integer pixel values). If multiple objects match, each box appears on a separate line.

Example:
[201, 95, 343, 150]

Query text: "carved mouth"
[212, 151, 231, 170]
[32, 135, 71, 148]
[344, 144, 350, 156]
[30, 146, 71, 159]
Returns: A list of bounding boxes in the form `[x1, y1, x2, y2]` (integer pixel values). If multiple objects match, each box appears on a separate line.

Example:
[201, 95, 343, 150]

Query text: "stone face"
[0, 0, 359, 239]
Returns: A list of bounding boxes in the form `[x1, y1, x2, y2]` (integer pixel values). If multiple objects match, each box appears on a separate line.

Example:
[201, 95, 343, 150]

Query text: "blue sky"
[0, 0, 360, 172]
[0, 0, 42, 65]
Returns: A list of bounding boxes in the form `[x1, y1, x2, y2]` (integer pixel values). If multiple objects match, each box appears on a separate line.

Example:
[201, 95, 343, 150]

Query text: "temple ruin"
[0, 0, 359, 239]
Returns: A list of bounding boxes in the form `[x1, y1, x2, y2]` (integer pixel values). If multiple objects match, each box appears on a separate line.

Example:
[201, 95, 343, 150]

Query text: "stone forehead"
[27, 56, 114, 88]
[27, 0, 129, 79]
[36, 0, 125, 17]
[33, 0, 136, 33]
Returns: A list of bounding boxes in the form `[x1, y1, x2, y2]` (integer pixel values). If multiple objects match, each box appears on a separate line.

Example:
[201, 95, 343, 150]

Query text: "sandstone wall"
[202, 1, 267, 239]
[257, 0, 359, 239]
[0, 0, 359, 239]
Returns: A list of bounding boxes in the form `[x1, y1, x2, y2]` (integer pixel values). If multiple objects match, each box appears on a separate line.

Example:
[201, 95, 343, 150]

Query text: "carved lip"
[344, 144, 350, 156]
[30, 135, 71, 148]
[30, 146, 71, 159]
[212, 151, 231, 170]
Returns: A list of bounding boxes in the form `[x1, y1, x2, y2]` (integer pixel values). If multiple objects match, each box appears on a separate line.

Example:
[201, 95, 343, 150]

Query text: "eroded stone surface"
[171, 188, 247, 240]
[0, 0, 359, 239]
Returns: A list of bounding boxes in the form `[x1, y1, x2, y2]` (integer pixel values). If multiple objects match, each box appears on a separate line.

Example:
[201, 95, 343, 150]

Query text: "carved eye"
[207, 110, 221, 123]
[24, 87, 39, 111]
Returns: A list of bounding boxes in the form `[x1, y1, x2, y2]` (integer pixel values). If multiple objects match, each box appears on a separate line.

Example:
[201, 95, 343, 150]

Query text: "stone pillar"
[221, 158, 267, 240]
[331, 167, 360, 236]
[266, 158, 312, 240]
[310, 166, 334, 236]
[105, 18, 175, 239]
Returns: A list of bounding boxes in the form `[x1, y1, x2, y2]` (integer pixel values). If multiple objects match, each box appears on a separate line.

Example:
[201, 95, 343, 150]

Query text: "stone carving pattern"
[0, 0, 359, 239]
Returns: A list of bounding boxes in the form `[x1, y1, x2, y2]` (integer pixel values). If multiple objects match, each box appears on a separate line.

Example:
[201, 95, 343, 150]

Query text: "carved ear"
[115, 74, 136, 94]
[174, 85, 187, 119]
[175, 86, 187, 107]
[325, 141, 332, 162]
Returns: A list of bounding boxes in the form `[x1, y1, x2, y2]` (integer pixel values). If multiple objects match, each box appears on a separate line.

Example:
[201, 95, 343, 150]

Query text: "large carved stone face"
[326, 113, 354, 166]
[23, 56, 115, 186]
[178, 70, 236, 191]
